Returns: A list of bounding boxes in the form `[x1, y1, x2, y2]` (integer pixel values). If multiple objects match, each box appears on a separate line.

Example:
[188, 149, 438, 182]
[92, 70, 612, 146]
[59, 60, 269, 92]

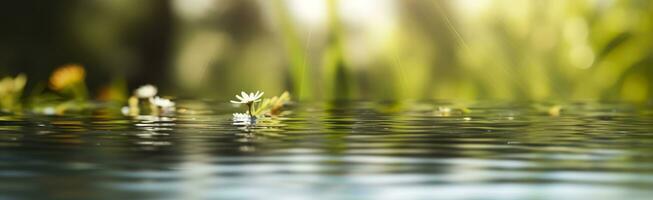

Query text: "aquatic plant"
[123, 84, 175, 116]
[0, 74, 27, 112]
[134, 84, 157, 98]
[230, 91, 264, 118]
[251, 91, 291, 116]
[231, 91, 291, 126]
[16, 64, 94, 115]
[49, 64, 88, 100]
[123, 96, 140, 116]
[130, 84, 158, 115]
[150, 96, 175, 114]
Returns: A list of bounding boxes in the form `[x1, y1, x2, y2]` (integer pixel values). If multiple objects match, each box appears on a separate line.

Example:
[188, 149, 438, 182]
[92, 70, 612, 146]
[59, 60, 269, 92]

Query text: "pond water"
[1, 101, 652, 199]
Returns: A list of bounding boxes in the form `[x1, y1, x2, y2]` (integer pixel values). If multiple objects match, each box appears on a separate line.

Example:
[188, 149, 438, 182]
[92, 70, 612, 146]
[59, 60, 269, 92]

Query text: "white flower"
[150, 96, 175, 112]
[150, 96, 175, 107]
[230, 91, 264, 104]
[135, 84, 157, 98]
[121, 106, 130, 115]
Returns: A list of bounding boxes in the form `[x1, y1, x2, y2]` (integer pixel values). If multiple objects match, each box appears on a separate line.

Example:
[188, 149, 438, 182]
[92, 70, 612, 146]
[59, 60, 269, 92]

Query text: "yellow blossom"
[50, 64, 85, 90]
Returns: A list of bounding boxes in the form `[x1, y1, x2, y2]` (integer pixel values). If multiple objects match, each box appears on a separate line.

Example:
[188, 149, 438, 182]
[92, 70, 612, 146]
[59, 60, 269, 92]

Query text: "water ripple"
[0, 101, 652, 199]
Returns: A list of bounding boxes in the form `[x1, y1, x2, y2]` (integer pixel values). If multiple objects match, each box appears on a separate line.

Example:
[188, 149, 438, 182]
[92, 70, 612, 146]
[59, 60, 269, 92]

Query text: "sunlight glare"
[454, 0, 491, 17]
[287, 0, 327, 27]
[339, 0, 397, 66]
[173, 0, 217, 20]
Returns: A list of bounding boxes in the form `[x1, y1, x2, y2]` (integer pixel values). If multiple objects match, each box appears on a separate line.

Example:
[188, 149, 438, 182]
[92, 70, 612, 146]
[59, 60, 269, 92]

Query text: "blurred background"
[0, 0, 651, 102]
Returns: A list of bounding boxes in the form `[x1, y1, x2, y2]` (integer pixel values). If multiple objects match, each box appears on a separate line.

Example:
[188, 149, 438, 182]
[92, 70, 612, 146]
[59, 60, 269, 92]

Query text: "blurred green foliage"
[0, 0, 651, 103]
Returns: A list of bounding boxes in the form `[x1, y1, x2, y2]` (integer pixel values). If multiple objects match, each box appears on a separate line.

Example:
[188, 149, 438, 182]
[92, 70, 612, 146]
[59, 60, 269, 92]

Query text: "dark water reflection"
[1, 101, 653, 199]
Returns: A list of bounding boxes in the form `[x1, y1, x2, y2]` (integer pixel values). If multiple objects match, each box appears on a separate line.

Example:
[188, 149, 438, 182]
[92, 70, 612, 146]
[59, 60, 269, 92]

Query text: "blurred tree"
[1, 0, 651, 103]
[0, 0, 174, 94]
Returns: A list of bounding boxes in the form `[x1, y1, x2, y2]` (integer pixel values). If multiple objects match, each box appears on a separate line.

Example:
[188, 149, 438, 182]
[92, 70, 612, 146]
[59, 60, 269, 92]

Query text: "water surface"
[1, 101, 652, 199]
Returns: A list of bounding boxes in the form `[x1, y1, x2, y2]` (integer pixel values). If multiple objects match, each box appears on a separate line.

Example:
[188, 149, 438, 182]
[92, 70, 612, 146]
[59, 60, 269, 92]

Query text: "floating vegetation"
[230, 91, 264, 119]
[252, 91, 291, 116]
[22, 64, 94, 115]
[149, 96, 175, 115]
[49, 64, 88, 100]
[230, 91, 292, 125]
[0, 74, 27, 112]
[134, 84, 157, 99]
[122, 84, 175, 116]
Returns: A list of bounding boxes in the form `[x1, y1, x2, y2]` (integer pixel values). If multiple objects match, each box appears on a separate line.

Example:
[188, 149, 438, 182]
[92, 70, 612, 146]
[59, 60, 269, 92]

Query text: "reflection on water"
[1, 101, 652, 199]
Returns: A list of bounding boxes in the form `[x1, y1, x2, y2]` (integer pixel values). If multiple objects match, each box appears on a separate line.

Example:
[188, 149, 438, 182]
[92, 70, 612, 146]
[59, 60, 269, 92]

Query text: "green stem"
[247, 103, 253, 117]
